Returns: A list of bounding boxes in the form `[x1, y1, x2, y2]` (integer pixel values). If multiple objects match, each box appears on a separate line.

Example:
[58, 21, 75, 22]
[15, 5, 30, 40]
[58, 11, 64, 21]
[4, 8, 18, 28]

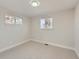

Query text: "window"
[5, 15, 22, 24]
[40, 17, 53, 29]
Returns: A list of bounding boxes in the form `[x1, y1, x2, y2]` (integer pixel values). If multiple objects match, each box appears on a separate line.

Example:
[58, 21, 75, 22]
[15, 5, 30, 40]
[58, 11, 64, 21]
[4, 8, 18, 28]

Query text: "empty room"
[0, 0, 79, 59]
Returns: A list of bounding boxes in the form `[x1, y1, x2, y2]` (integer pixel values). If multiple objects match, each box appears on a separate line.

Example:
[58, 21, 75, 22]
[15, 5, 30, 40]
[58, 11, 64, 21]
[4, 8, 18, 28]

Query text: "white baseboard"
[32, 39, 79, 58]
[32, 39, 74, 50]
[0, 39, 30, 53]
[74, 49, 79, 58]
[0, 39, 75, 54]
[0, 39, 78, 58]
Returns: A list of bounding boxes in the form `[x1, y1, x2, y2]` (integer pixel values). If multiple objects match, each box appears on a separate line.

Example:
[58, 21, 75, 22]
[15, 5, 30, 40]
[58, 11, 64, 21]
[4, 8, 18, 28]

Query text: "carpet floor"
[0, 41, 78, 59]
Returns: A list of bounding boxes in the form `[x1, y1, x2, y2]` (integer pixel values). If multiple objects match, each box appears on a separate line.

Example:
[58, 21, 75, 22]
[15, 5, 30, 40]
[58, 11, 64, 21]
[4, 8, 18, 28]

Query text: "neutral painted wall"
[0, 7, 75, 53]
[31, 9, 74, 48]
[74, 2, 79, 56]
[0, 7, 31, 50]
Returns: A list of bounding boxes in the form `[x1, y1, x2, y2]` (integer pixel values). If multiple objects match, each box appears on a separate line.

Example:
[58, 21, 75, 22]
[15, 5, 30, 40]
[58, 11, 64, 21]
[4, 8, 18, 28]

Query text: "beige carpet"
[0, 41, 78, 59]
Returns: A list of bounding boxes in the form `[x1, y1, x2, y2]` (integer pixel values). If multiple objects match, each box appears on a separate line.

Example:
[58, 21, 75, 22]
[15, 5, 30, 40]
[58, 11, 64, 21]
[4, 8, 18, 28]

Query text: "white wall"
[0, 7, 31, 50]
[74, 2, 79, 57]
[31, 9, 74, 49]
[0, 6, 75, 53]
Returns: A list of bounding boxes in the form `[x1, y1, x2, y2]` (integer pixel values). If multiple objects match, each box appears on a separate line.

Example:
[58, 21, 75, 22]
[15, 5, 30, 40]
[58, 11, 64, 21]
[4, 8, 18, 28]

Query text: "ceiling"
[0, 0, 78, 17]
